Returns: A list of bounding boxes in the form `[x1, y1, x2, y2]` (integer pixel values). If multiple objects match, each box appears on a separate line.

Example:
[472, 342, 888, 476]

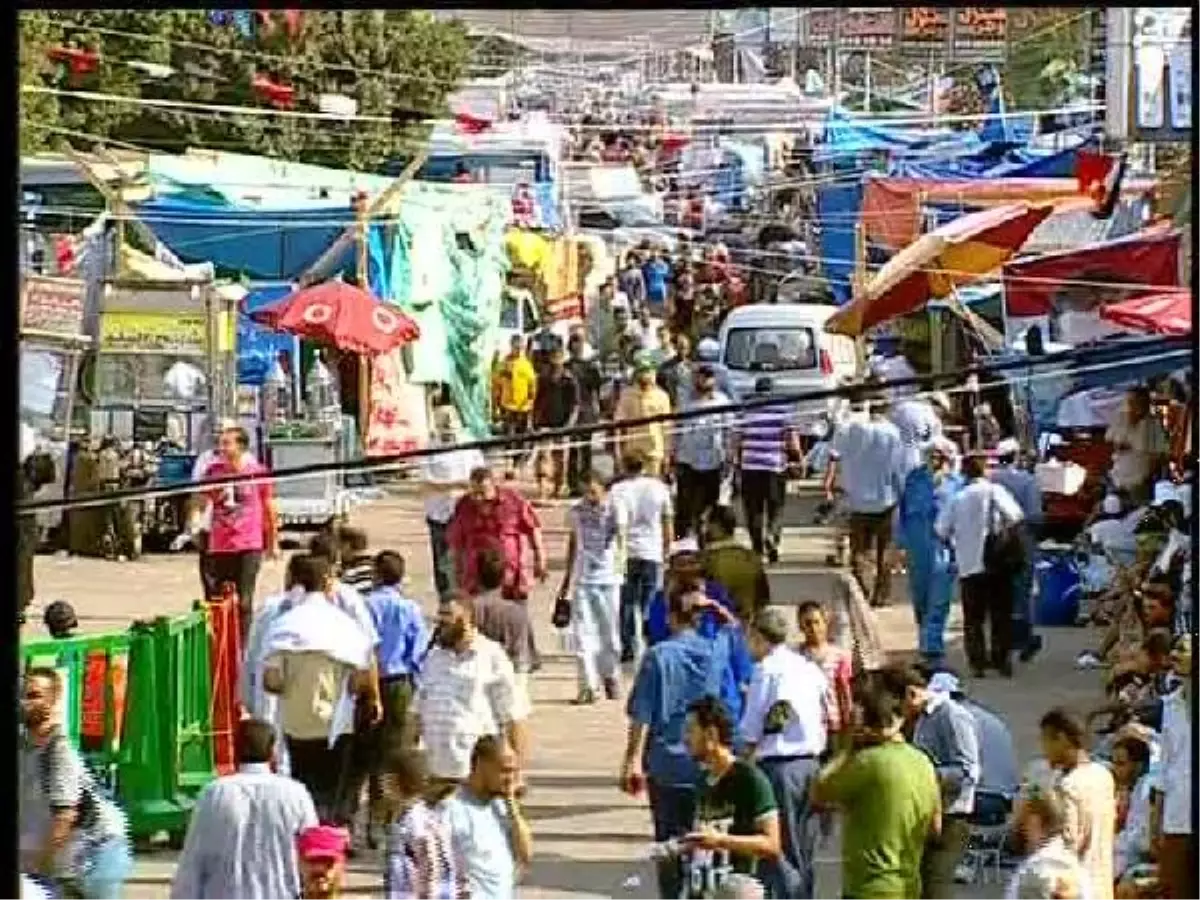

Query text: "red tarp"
[1100, 289, 1193, 336]
[1002, 227, 1182, 318]
[861, 175, 1159, 251]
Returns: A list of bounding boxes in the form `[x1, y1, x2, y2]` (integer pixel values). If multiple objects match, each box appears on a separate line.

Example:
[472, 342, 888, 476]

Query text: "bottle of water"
[264, 359, 292, 424]
[305, 350, 341, 425]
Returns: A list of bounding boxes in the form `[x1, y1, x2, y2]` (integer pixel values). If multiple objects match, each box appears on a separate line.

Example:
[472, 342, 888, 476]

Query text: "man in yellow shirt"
[497, 335, 538, 475]
[614, 355, 672, 477]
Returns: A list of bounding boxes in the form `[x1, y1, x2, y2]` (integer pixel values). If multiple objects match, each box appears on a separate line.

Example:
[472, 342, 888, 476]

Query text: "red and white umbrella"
[251, 280, 419, 355]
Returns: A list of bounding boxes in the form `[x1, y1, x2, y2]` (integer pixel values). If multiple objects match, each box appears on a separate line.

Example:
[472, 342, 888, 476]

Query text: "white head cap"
[928, 671, 961, 696]
[696, 338, 720, 361]
[1101, 494, 1122, 516]
[995, 438, 1021, 459]
[670, 536, 701, 557]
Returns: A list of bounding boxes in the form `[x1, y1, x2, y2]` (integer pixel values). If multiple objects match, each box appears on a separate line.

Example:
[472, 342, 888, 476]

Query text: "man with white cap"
[991, 438, 1044, 663]
[892, 391, 950, 480]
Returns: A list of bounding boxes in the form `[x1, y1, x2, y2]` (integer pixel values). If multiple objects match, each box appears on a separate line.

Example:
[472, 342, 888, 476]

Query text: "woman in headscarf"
[896, 437, 964, 667]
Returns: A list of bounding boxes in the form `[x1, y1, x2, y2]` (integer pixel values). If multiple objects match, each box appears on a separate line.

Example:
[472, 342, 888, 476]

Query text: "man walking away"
[531, 343, 579, 501]
[558, 470, 627, 704]
[739, 610, 828, 899]
[622, 590, 721, 899]
[337, 527, 374, 595]
[891, 665, 982, 899]
[735, 377, 801, 563]
[825, 382, 906, 607]
[444, 736, 533, 900]
[610, 452, 674, 662]
[936, 452, 1025, 677]
[362, 551, 428, 847]
[702, 506, 770, 622]
[811, 679, 942, 900]
[422, 405, 487, 602]
[674, 364, 732, 539]
[681, 696, 782, 899]
[472, 550, 536, 720]
[260, 555, 373, 821]
[566, 332, 604, 497]
[201, 424, 279, 642]
[172, 719, 319, 898]
[991, 438, 1045, 663]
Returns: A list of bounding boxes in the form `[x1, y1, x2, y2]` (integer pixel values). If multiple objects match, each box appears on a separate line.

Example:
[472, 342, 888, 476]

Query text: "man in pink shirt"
[203, 425, 279, 641]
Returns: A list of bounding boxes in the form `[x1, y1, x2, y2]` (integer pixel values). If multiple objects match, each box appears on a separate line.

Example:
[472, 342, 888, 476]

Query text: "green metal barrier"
[22, 608, 219, 845]
[117, 611, 217, 843]
[22, 631, 132, 786]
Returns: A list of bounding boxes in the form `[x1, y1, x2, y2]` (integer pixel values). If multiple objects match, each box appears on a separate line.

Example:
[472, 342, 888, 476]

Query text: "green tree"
[1004, 8, 1092, 109]
[22, 11, 471, 170]
[18, 10, 63, 154]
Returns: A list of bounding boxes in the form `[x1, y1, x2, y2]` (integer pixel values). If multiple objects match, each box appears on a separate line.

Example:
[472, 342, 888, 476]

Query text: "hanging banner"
[952, 8, 1008, 59]
[899, 8, 951, 45]
[806, 9, 838, 47]
[21, 275, 87, 338]
[840, 9, 897, 49]
[99, 312, 207, 355]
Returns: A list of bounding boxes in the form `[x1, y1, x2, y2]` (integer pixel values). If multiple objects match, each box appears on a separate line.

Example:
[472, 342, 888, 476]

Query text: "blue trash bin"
[1034, 551, 1081, 627]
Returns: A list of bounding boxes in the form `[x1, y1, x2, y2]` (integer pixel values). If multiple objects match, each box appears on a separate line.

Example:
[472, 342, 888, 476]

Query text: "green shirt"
[822, 740, 940, 899]
[685, 759, 777, 898]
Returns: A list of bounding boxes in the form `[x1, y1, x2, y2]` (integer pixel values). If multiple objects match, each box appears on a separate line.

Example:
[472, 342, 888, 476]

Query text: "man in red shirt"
[446, 467, 547, 601]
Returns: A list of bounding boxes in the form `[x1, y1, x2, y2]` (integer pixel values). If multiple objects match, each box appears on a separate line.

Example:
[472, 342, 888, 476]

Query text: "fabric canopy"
[1100, 289, 1193, 336]
[1002, 227, 1182, 318]
[861, 175, 1158, 251]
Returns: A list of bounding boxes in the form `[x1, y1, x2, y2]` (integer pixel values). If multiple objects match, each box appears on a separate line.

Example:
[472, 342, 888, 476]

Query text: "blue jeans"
[759, 756, 820, 899]
[78, 836, 133, 899]
[648, 780, 697, 899]
[907, 542, 955, 660]
[620, 558, 662, 661]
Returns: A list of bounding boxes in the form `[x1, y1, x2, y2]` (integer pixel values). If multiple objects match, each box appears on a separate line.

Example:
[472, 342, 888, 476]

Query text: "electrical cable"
[19, 336, 1191, 514]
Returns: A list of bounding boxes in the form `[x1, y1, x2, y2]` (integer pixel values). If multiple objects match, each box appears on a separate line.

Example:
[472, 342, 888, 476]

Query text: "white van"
[716, 304, 858, 433]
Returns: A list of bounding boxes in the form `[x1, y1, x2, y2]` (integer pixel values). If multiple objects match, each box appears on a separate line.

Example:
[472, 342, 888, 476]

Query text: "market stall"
[250, 279, 420, 529]
[20, 274, 92, 541]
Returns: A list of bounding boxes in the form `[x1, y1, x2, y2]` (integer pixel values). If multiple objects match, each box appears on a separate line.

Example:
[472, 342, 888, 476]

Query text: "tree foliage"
[19, 10, 471, 170]
[1004, 8, 1093, 109]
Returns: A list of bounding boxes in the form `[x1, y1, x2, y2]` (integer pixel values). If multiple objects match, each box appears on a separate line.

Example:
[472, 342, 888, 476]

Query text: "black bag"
[983, 489, 1027, 573]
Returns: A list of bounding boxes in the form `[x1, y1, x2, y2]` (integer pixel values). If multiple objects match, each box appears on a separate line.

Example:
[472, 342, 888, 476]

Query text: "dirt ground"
[29, 482, 1107, 898]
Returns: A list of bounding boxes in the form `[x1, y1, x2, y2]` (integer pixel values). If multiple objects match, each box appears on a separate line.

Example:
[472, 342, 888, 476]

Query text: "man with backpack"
[20, 667, 132, 899]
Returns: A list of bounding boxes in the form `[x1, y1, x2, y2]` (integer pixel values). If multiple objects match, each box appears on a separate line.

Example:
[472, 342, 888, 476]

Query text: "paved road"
[31, 482, 1104, 898]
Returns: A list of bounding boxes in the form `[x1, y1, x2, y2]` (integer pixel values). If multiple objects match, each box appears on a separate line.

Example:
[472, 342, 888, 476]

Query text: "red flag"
[47, 47, 99, 76]
[251, 73, 295, 109]
[454, 112, 492, 135]
[53, 235, 77, 275]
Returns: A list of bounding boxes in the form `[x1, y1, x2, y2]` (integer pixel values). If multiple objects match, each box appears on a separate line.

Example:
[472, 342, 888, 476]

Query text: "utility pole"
[864, 51, 872, 111]
[792, 9, 802, 81]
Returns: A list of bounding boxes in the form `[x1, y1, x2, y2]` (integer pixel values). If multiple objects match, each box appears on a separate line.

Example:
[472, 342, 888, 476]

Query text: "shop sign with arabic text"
[21, 275, 87, 338]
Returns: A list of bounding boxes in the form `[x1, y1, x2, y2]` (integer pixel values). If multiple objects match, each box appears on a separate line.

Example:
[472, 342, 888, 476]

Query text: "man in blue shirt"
[622, 589, 724, 899]
[990, 438, 1044, 662]
[363, 550, 429, 847]
[645, 541, 753, 723]
[642, 250, 672, 317]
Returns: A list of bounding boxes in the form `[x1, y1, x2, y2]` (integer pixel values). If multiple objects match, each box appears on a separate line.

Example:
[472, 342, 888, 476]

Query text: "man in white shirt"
[171, 720, 318, 899]
[1105, 387, 1168, 504]
[415, 595, 529, 786]
[1151, 634, 1194, 900]
[739, 609, 828, 900]
[935, 452, 1024, 677]
[610, 452, 673, 663]
[422, 405, 486, 602]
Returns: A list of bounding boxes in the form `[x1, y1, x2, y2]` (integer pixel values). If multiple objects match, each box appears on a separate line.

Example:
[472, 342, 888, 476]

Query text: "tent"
[1100, 290, 1192, 336]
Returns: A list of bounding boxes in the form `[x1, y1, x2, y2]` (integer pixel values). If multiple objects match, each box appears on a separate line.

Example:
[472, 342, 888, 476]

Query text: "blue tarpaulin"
[132, 197, 356, 281]
[889, 137, 1092, 180]
[816, 182, 863, 305]
[816, 107, 973, 166]
[238, 284, 300, 386]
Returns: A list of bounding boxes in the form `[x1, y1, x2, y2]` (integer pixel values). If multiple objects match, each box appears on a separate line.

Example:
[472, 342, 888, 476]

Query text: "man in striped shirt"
[734, 377, 801, 563]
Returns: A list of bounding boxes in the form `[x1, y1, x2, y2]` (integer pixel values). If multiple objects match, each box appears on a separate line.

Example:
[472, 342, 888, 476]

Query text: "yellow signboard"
[99, 312, 207, 354]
